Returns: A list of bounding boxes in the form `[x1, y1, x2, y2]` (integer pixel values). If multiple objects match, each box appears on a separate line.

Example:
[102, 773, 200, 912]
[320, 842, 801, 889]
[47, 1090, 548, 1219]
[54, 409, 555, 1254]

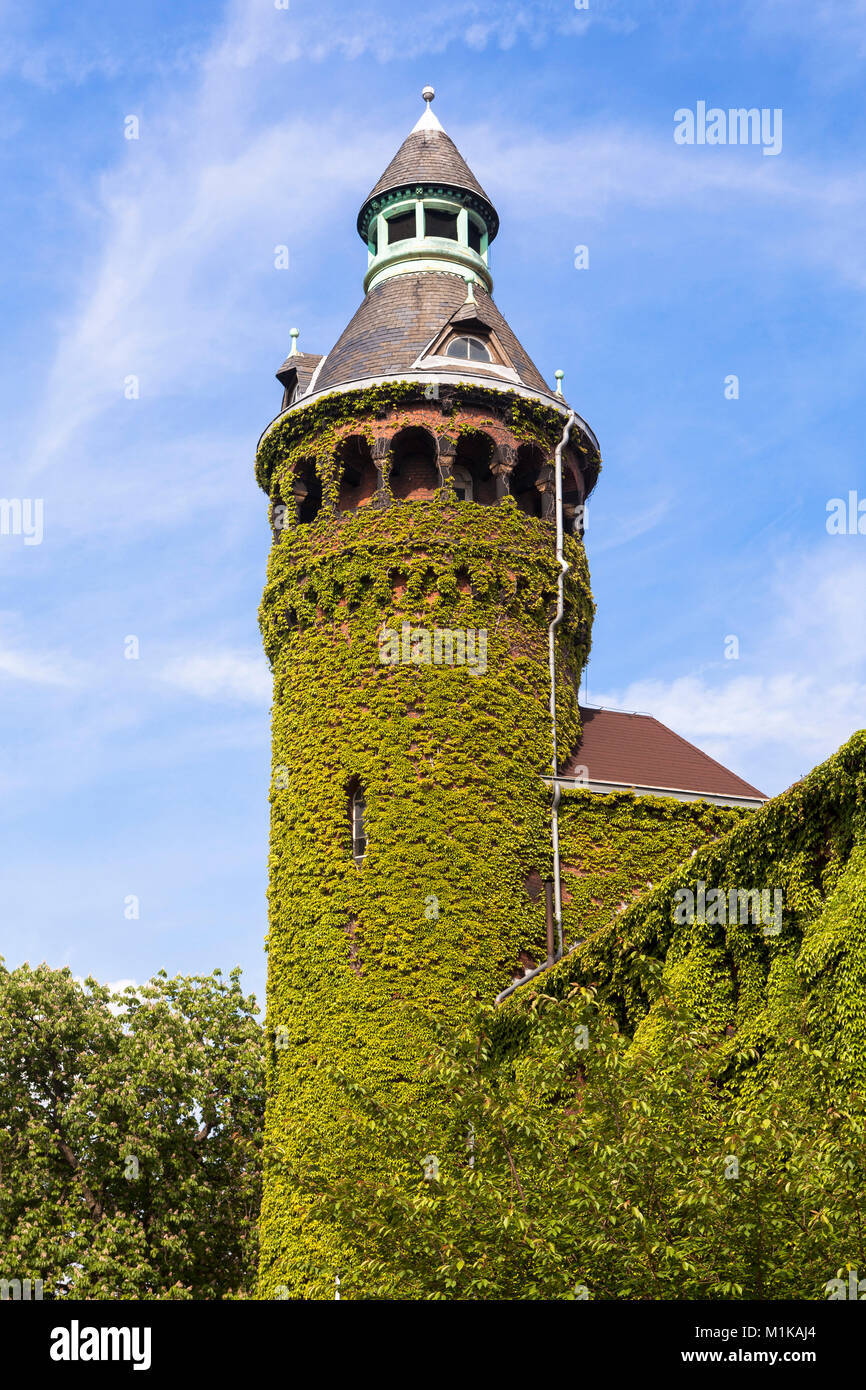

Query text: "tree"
[0, 961, 263, 1299]
[284, 973, 866, 1300]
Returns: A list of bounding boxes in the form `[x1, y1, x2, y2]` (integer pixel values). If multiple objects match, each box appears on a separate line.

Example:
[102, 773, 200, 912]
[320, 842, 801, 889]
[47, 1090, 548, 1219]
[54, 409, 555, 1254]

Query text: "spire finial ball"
[422, 85, 435, 105]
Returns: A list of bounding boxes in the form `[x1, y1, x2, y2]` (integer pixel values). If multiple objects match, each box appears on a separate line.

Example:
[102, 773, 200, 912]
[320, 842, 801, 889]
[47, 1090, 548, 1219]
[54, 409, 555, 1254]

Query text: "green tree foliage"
[0, 962, 263, 1299]
[286, 977, 866, 1300]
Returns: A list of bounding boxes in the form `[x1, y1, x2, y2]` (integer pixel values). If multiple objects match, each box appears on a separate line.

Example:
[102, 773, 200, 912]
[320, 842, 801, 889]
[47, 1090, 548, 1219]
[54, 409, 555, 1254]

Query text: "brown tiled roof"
[363, 125, 492, 210]
[562, 707, 766, 800]
[312, 271, 555, 398]
[276, 352, 323, 395]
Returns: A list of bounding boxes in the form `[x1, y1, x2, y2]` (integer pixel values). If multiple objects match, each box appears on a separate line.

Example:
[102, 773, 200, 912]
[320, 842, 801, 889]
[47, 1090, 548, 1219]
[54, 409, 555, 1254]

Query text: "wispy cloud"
[593, 549, 866, 792]
[23, 0, 865, 483]
[160, 650, 271, 704]
[213, 0, 620, 69]
[0, 638, 75, 686]
[589, 497, 671, 552]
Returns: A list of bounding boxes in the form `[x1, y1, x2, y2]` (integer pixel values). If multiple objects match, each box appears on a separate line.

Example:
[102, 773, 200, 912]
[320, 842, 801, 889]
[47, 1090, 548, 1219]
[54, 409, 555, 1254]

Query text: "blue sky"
[2, 0, 864, 1005]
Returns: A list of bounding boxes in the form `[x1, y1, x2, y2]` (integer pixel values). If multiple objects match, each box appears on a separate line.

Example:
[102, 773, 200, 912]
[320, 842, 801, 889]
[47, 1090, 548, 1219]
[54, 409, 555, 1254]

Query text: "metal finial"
[289, 328, 300, 357]
[422, 85, 435, 105]
[464, 273, 476, 305]
[555, 369, 564, 396]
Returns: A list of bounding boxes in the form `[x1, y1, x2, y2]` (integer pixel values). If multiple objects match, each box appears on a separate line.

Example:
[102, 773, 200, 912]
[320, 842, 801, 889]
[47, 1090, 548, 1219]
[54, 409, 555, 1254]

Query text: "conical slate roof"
[357, 102, 499, 243]
[312, 271, 554, 399]
[363, 123, 492, 208]
[283, 96, 571, 413]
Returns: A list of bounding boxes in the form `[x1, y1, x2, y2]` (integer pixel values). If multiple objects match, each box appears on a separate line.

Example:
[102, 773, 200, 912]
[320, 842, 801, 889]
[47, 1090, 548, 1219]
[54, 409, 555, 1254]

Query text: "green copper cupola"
[357, 87, 499, 294]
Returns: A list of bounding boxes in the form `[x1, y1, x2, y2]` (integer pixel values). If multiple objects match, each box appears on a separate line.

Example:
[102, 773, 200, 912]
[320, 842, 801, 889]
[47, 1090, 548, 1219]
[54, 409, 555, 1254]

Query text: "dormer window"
[425, 208, 459, 241]
[387, 210, 416, 244]
[446, 335, 491, 362]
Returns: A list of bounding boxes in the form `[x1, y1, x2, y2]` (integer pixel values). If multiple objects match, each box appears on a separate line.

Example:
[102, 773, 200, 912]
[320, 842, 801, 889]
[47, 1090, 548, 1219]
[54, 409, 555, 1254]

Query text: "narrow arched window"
[347, 780, 366, 862]
[445, 335, 490, 362]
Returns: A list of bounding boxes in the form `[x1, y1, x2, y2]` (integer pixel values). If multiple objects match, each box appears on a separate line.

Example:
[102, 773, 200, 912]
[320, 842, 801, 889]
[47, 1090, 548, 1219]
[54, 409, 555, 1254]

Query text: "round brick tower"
[255, 90, 600, 1296]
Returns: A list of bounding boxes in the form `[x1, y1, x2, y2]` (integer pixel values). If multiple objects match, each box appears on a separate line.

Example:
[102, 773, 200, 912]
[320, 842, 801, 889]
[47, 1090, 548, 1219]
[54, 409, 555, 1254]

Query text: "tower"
[256, 90, 600, 1296]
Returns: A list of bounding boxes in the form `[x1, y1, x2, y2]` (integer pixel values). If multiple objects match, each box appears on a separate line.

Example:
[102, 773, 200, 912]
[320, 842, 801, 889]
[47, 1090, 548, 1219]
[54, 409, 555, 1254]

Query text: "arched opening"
[452, 431, 496, 505]
[293, 460, 322, 524]
[389, 427, 440, 501]
[346, 777, 367, 862]
[512, 445, 545, 519]
[337, 436, 378, 513]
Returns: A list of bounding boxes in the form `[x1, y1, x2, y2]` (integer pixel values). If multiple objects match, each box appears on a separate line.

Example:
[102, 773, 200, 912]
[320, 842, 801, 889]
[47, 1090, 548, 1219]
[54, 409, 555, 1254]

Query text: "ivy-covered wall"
[556, 789, 747, 951]
[529, 731, 866, 1098]
[256, 383, 596, 1296]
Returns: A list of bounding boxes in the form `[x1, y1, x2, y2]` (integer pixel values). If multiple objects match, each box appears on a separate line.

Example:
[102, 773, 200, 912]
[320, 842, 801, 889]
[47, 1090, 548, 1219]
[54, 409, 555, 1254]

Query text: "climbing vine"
[516, 731, 866, 1099]
[254, 379, 768, 1298]
[256, 382, 601, 1296]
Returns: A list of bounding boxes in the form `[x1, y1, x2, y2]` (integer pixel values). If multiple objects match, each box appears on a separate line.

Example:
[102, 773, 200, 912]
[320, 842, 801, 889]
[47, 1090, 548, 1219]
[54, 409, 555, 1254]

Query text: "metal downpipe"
[495, 407, 576, 1005]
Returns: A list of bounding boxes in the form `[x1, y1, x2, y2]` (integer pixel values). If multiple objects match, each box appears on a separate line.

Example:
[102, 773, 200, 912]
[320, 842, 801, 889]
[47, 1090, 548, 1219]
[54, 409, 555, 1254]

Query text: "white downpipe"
[495, 407, 576, 1005]
[549, 410, 576, 961]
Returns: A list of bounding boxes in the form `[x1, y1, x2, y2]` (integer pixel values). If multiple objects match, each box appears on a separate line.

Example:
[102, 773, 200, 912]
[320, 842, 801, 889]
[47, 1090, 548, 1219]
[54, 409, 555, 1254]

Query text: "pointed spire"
[289, 328, 300, 357]
[412, 85, 444, 133]
[358, 89, 498, 246]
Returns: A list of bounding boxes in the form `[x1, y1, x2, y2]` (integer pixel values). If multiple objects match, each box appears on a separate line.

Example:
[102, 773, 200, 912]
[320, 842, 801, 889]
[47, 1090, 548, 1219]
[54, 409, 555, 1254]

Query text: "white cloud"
[214, 0, 610, 68]
[480, 123, 866, 289]
[72, 975, 142, 1016]
[0, 639, 74, 686]
[25, 0, 866, 481]
[590, 497, 671, 552]
[28, 113, 376, 470]
[593, 548, 866, 793]
[160, 650, 271, 704]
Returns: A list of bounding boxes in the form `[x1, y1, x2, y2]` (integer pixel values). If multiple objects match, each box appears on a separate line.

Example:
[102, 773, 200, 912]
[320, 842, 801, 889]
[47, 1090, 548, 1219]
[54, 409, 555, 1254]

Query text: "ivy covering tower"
[255, 88, 602, 1296]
